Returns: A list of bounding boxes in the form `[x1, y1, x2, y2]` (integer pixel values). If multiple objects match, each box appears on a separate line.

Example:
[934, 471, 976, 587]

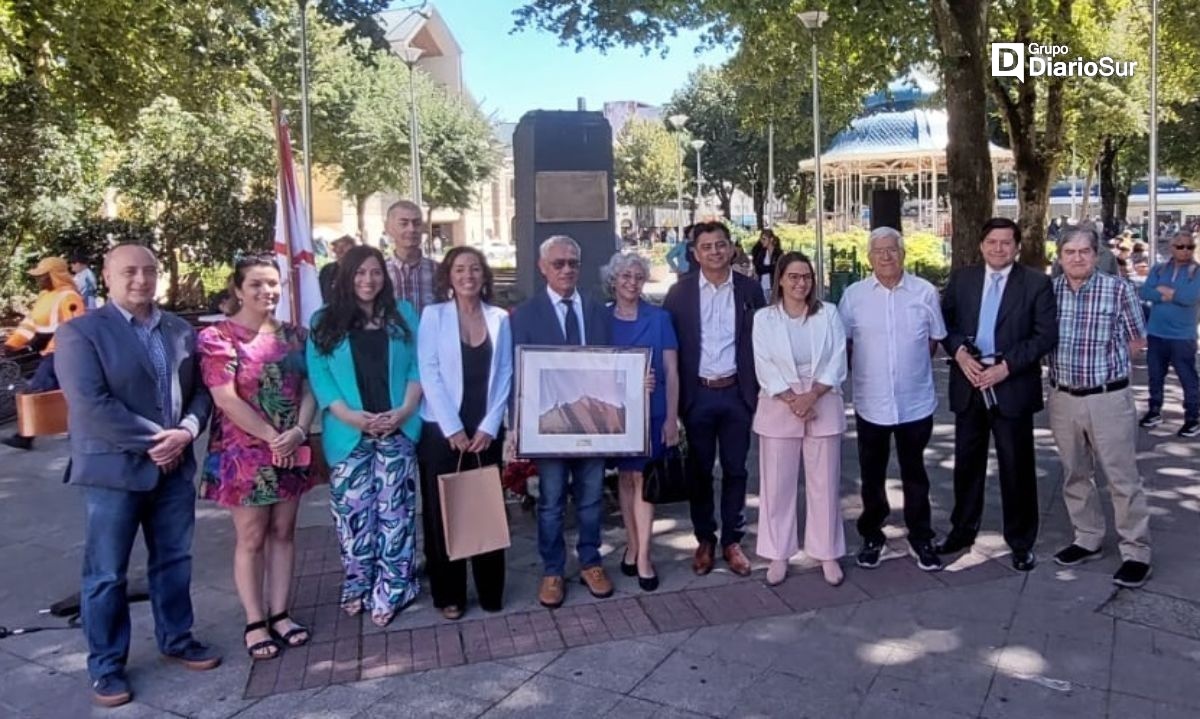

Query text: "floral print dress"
[197, 320, 314, 507]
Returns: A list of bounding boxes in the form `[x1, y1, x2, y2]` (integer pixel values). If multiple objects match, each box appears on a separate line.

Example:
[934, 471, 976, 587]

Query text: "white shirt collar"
[984, 262, 1015, 280]
[546, 286, 580, 305]
[868, 272, 909, 290]
[699, 270, 734, 291]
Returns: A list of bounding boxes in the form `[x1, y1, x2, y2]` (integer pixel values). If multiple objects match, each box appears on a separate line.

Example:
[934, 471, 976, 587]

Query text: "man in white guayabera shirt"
[839, 227, 947, 573]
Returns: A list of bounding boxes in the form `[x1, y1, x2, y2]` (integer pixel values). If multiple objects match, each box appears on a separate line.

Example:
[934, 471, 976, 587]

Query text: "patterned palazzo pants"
[329, 434, 420, 614]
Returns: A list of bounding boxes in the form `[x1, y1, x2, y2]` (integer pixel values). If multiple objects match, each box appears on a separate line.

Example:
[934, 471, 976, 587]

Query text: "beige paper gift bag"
[438, 454, 511, 561]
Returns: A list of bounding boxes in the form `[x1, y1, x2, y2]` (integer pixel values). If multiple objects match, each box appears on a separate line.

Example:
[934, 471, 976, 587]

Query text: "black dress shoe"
[620, 549, 637, 577]
[637, 574, 659, 592]
[1011, 550, 1037, 572]
[934, 534, 974, 555]
[2, 434, 33, 451]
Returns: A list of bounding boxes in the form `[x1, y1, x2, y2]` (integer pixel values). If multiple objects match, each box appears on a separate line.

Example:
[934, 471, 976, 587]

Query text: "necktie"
[562, 298, 582, 345]
[976, 272, 1003, 357]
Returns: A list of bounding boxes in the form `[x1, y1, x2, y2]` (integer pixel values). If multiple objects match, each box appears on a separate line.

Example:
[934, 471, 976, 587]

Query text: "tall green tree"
[614, 118, 679, 222]
[113, 96, 275, 306]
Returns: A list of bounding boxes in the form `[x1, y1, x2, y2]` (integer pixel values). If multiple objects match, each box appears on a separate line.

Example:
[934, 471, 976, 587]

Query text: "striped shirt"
[386, 254, 438, 316]
[114, 303, 173, 425]
[1049, 271, 1145, 389]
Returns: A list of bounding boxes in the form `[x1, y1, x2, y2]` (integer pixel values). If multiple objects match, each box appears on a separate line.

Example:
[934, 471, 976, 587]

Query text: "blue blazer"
[510, 289, 610, 420]
[662, 271, 765, 414]
[55, 302, 212, 491]
[418, 301, 513, 438]
[306, 301, 422, 465]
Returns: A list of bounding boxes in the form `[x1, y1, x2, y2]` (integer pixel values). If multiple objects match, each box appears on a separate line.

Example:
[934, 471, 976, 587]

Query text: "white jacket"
[752, 302, 848, 398]
[418, 301, 513, 438]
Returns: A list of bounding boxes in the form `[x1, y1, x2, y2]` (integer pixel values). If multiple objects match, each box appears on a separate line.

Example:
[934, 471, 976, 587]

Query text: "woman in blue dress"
[602, 252, 680, 591]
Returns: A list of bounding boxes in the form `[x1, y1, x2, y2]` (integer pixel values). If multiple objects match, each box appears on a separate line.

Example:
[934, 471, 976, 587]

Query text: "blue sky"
[412, 0, 733, 123]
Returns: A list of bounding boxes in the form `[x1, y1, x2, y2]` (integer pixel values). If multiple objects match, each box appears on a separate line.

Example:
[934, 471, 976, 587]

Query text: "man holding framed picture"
[511, 235, 613, 608]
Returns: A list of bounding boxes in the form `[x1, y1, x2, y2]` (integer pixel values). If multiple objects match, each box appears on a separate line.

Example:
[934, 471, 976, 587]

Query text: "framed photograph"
[515, 345, 650, 458]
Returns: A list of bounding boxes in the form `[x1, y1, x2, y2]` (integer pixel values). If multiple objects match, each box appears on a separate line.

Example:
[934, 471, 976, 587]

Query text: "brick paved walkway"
[244, 525, 1014, 699]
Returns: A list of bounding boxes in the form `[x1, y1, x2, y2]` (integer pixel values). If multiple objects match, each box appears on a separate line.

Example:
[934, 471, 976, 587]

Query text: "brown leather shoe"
[441, 605, 464, 621]
[723, 543, 752, 576]
[538, 576, 565, 608]
[579, 565, 614, 598]
[693, 540, 716, 575]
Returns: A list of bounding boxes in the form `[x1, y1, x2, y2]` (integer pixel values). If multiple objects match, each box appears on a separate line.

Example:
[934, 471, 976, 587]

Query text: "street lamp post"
[399, 45, 425, 209]
[691, 139, 706, 222]
[667, 113, 689, 239]
[1148, 0, 1158, 254]
[798, 9, 828, 296]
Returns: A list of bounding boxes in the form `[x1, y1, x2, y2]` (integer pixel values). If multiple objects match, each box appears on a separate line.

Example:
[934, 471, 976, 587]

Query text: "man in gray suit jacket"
[55, 244, 219, 708]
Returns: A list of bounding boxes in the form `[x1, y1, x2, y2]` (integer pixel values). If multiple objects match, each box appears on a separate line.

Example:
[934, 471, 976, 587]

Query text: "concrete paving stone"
[981, 674, 1109, 719]
[766, 624, 884, 692]
[632, 629, 698, 651]
[543, 639, 671, 693]
[854, 694, 975, 719]
[872, 651, 996, 717]
[355, 690, 492, 719]
[727, 669, 867, 719]
[891, 576, 1023, 623]
[405, 659, 533, 703]
[1101, 588, 1200, 641]
[1019, 563, 1121, 602]
[129, 661, 258, 718]
[223, 687, 325, 718]
[678, 623, 779, 670]
[630, 647, 764, 717]
[478, 673, 622, 718]
[493, 649, 563, 674]
[1111, 646, 1200, 708]
[1107, 691, 1200, 719]
[1008, 594, 1117, 642]
[602, 696, 711, 719]
[932, 555, 1015, 587]
[769, 570, 869, 613]
[846, 556, 946, 599]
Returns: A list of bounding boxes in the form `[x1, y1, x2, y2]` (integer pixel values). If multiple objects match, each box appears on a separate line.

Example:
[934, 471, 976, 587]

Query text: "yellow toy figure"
[3, 256, 85, 450]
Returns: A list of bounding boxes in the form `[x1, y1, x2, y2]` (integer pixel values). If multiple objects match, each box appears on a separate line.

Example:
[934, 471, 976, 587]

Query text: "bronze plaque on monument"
[535, 171, 609, 223]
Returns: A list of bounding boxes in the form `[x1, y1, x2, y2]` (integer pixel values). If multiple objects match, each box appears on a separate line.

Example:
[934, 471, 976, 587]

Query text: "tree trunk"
[794, 175, 811, 224]
[355, 193, 369, 241]
[1077, 153, 1096, 221]
[987, 0, 1072, 269]
[1099, 137, 1120, 235]
[930, 0, 995, 270]
[717, 187, 732, 221]
[753, 180, 766, 230]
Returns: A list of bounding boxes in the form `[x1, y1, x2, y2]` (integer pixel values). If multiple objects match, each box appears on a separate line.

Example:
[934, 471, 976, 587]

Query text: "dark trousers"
[1147, 335, 1200, 422]
[28, 352, 59, 392]
[855, 413, 934, 546]
[81, 469, 197, 681]
[685, 385, 752, 547]
[949, 396, 1039, 553]
[416, 422, 506, 611]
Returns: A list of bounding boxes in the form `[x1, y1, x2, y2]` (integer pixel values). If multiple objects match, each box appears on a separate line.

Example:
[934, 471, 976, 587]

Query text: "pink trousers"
[755, 434, 845, 561]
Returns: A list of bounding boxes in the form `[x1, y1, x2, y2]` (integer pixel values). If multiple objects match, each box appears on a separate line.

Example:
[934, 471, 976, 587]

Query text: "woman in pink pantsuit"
[752, 252, 848, 587]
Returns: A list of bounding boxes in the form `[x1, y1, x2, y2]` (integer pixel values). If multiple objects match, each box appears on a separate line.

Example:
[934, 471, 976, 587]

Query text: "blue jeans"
[1147, 335, 1200, 422]
[81, 469, 198, 680]
[533, 458, 605, 576]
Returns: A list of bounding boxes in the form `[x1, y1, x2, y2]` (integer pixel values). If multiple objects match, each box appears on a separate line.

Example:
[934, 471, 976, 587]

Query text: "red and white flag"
[272, 106, 322, 328]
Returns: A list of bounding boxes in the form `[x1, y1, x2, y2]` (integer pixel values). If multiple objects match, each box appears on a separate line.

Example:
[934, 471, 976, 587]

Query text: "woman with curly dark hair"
[306, 245, 423, 627]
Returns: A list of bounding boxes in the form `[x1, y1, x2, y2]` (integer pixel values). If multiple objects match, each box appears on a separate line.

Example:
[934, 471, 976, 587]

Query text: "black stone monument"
[513, 111, 616, 300]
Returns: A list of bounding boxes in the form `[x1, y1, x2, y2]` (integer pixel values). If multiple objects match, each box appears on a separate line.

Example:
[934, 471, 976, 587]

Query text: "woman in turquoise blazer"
[306, 245, 423, 627]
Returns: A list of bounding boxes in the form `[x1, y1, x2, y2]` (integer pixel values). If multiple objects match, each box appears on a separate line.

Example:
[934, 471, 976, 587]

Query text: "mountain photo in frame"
[515, 346, 650, 458]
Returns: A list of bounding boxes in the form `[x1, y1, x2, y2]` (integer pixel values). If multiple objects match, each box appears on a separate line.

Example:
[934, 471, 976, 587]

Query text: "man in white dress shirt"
[839, 227, 947, 572]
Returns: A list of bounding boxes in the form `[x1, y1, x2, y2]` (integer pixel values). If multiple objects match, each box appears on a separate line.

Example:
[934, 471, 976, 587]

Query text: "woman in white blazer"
[416, 247, 513, 619]
[752, 251, 848, 587]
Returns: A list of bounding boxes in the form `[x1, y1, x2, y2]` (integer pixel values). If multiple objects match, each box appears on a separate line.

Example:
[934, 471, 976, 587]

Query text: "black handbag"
[641, 445, 688, 504]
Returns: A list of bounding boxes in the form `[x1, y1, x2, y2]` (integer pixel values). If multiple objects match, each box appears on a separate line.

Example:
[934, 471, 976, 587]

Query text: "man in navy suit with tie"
[55, 244, 219, 707]
[663, 221, 766, 577]
[510, 235, 613, 608]
[937, 218, 1058, 571]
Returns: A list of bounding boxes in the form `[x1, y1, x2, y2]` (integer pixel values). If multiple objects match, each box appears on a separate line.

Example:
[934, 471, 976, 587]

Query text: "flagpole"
[272, 97, 301, 324]
[298, 0, 314, 234]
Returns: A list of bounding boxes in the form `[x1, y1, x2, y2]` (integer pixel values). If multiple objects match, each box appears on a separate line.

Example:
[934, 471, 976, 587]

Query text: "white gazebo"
[800, 73, 1014, 234]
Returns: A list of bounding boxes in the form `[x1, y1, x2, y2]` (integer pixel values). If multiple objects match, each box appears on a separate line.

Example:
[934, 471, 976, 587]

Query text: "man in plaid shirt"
[384, 200, 438, 315]
[1047, 227, 1152, 588]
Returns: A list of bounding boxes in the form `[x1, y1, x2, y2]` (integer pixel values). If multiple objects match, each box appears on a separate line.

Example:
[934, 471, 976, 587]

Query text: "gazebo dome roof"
[825, 108, 949, 158]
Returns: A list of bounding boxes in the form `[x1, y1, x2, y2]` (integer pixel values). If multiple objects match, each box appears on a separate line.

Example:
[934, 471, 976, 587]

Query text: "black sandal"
[268, 611, 311, 648]
[244, 621, 280, 660]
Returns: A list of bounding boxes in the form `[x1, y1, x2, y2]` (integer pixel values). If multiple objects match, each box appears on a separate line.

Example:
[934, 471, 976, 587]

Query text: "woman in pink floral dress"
[198, 254, 316, 660]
